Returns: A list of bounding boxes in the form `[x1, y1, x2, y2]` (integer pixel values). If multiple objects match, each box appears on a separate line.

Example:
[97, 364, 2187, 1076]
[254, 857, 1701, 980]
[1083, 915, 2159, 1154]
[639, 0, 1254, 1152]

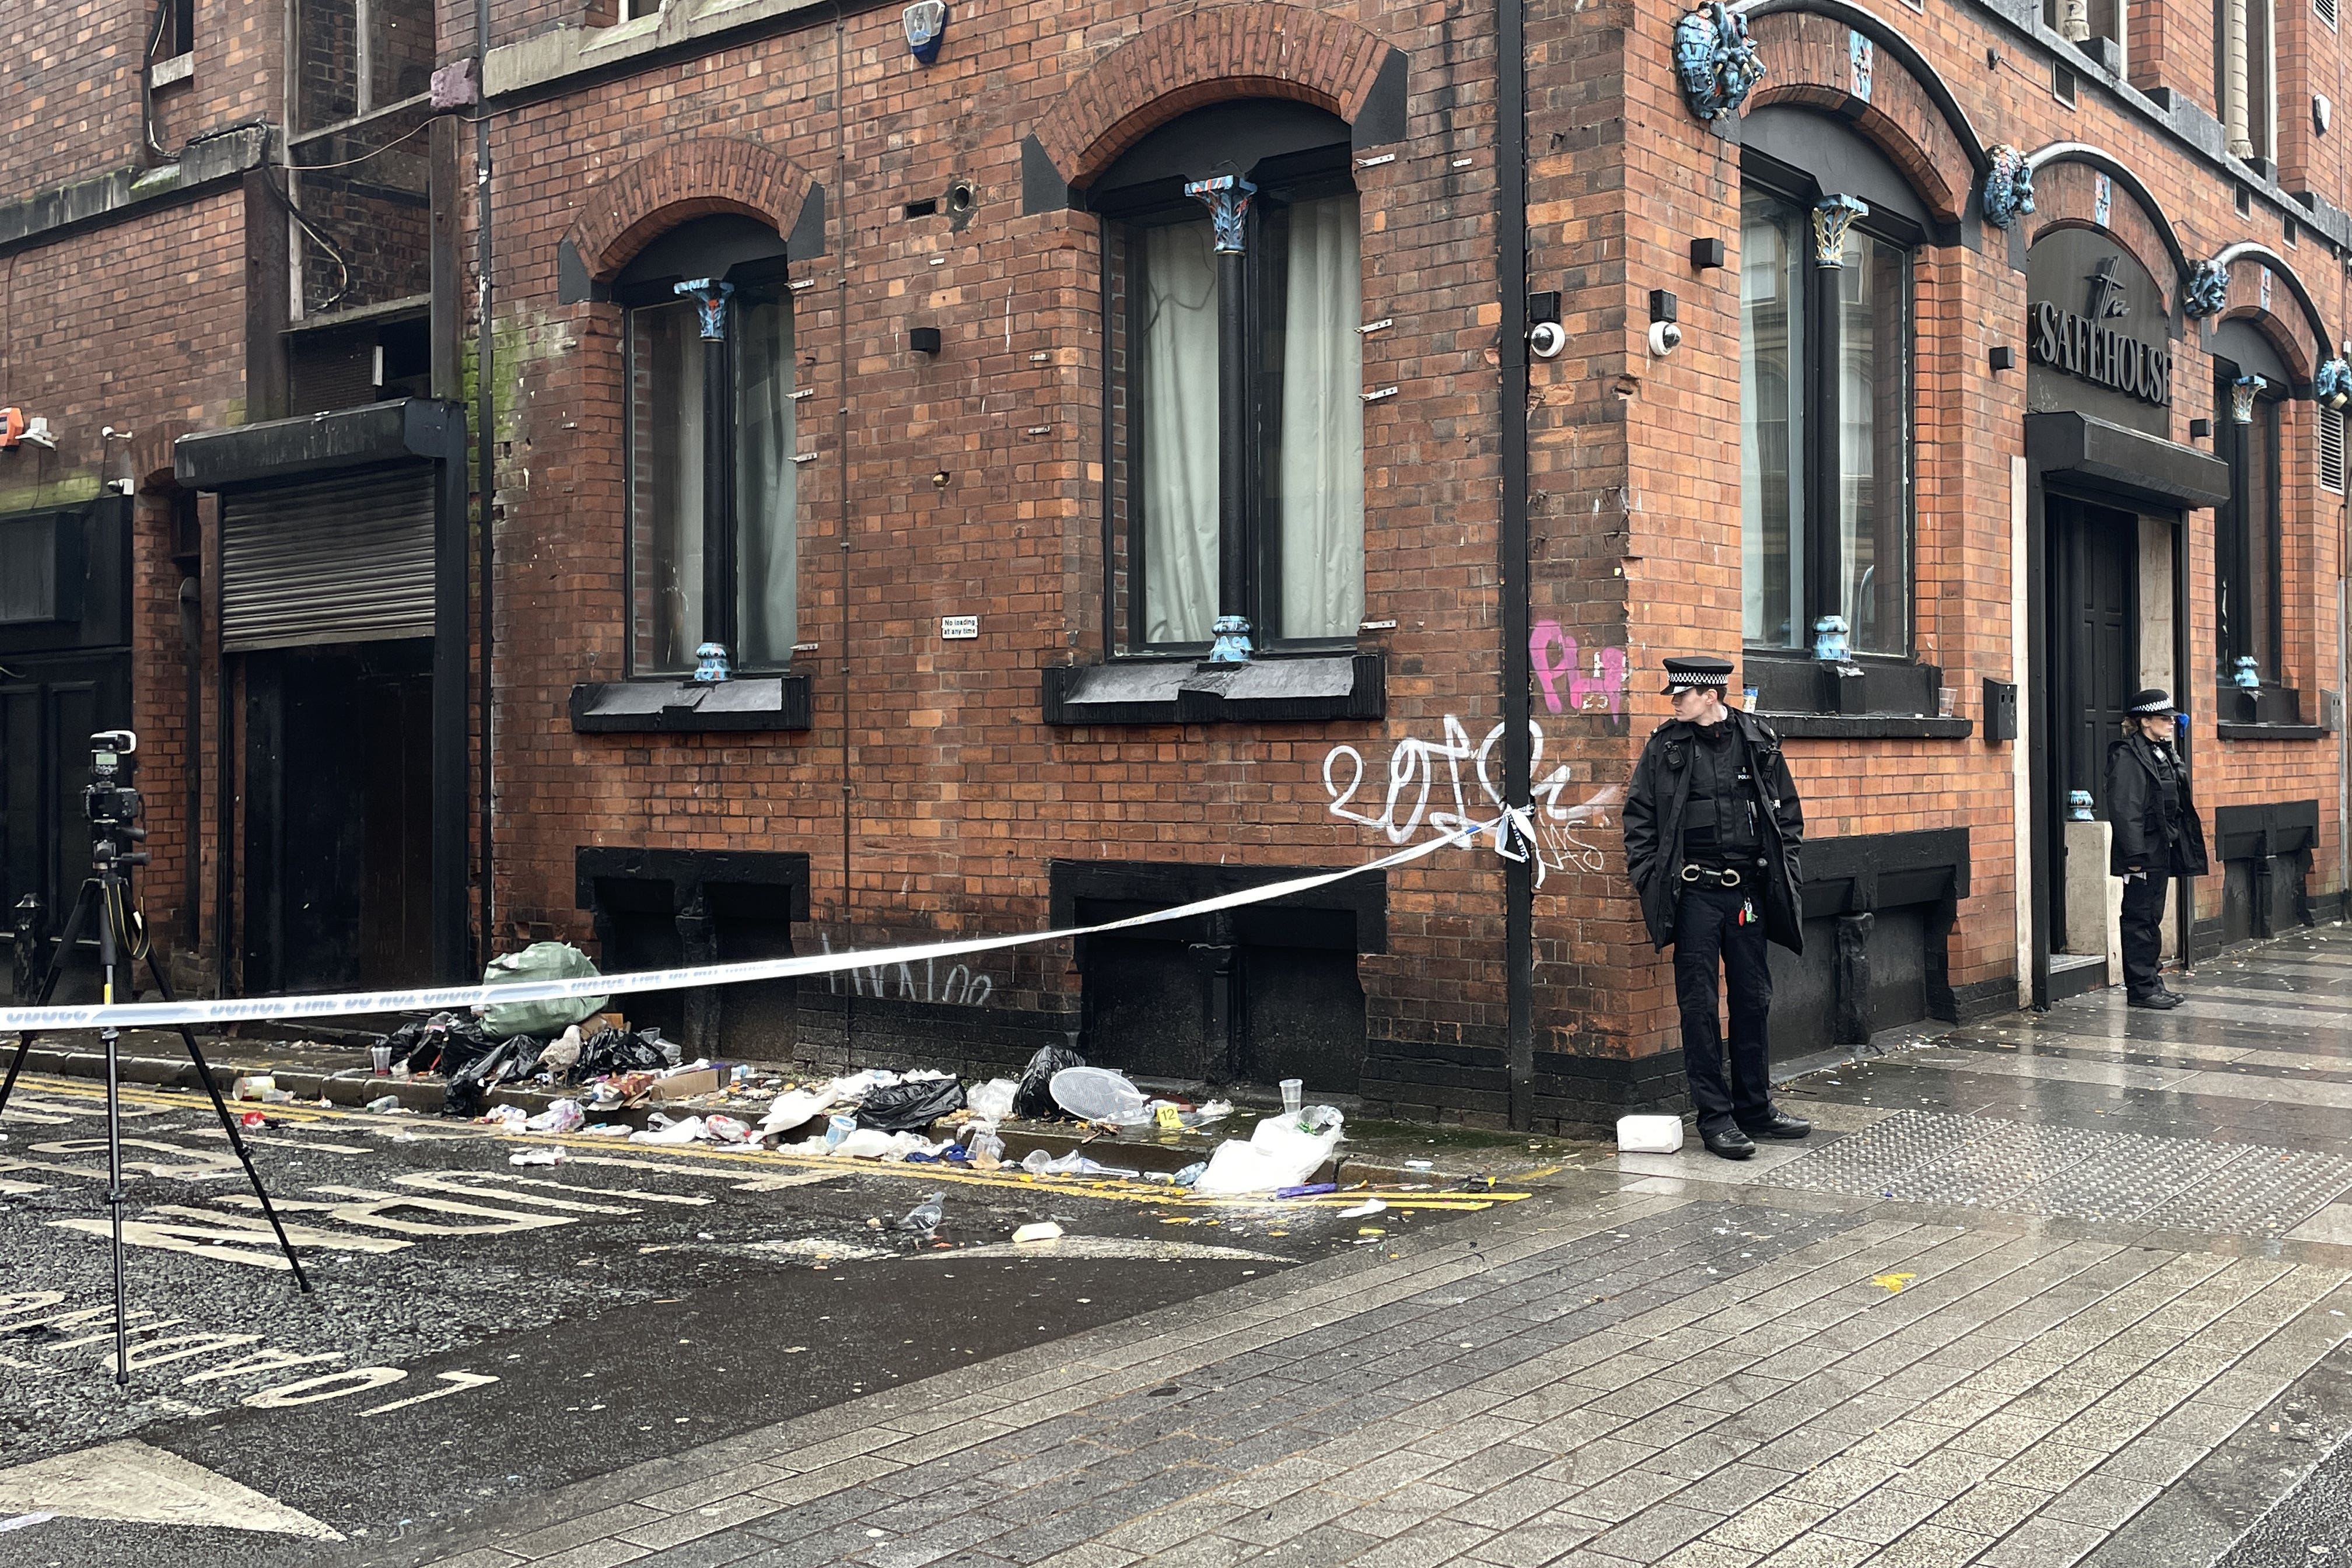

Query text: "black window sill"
[1742, 651, 1967, 736]
[1754, 713, 1974, 740]
[2214, 681, 2304, 730]
[1042, 652, 1383, 727]
[570, 674, 813, 733]
[2217, 721, 2329, 740]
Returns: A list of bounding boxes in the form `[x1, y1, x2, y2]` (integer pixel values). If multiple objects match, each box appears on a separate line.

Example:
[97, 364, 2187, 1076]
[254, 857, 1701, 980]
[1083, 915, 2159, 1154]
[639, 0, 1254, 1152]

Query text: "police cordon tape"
[1, 820, 1508, 1034]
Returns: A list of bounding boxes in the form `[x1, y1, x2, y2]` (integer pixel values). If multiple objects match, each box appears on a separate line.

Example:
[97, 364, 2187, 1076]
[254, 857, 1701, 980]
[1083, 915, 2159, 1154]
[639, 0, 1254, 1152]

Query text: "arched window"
[617, 215, 799, 674]
[1739, 111, 1925, 657]
[1092, 101, 1364, 653]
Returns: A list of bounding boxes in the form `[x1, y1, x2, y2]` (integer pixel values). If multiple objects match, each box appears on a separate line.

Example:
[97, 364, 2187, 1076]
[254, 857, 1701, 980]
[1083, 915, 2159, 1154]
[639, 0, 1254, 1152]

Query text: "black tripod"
[0, 733, 308, 1386]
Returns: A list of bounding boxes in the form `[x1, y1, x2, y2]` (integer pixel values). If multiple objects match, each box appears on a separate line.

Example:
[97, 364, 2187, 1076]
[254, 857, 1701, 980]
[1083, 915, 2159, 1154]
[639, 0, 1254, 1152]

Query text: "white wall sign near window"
[941, 615, 980, 640]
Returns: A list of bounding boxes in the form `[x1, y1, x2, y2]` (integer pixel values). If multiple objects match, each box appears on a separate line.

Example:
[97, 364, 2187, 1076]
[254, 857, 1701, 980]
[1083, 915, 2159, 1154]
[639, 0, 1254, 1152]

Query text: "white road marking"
[242, 1367, 407, 1408]
[0, 1439, 345, 1539]
[359, 1370, 499, 1418]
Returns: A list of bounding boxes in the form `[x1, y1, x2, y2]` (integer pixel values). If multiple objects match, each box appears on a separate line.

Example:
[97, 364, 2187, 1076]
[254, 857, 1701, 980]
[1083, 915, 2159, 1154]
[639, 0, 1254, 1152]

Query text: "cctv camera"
[1647, 320, 1684, 356]
[1528, 321, 1567, 359]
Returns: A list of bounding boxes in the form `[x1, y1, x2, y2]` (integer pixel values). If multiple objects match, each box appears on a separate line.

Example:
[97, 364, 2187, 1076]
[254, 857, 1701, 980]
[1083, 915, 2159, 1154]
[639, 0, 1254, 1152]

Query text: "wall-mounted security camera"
[1528, 321, 1567, 359]
[1647, 320, 1684, 356]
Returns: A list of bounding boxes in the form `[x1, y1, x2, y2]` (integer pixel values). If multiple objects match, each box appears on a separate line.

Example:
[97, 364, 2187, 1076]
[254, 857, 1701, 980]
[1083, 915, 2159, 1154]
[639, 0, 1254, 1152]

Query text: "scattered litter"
[1277, 1182, 1337, 1199]
[1014, 1045, 1086, 1119]
[1871, 1273, 1917, 1294]
[539, 1024, 584, 1076]
[526, 1098, 585, 1134]
[510, 1146, 568, 1166]
[631, 1115, 705, 1146]
[897, 1194, 946, 1234]
[1012, 1222, 1063, 1244]
[1337, 1199, 1388, 1219]
[1194, 1108, 1345, 1195]
[480, 1104, 528, 1130]
[1405, 1159, 1434, 1171]
[860, 1076, 966, 1132]
[1049, 1066, 1150, 1125]
[1616, 1115, 1683, 1154]
[0, 1514, 55, 1535]
[702, 1115, 752, 1145]
[965, 1078, 1018, 1125]
[761, 1088, 832, 1137]
[363, 1095, 405, 1115]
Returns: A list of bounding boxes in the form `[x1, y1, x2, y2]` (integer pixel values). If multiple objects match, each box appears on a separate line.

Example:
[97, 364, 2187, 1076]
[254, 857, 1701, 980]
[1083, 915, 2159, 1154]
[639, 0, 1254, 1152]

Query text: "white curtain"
[736, 295, 798, 665]
[634, 300, 704, 673]
[1278, 194, 1364, 639]
[1141, 220, 1220, 644]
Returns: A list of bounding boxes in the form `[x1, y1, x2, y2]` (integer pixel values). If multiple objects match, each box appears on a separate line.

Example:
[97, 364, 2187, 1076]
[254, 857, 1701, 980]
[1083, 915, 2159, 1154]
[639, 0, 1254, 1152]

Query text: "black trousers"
[1673, 883, 1773, 1135]
[2119, 870, 2170, 998]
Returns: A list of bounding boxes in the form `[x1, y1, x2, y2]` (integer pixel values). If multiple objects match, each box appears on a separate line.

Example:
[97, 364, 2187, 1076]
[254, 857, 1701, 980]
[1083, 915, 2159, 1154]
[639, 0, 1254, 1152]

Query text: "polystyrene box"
[1616, 1114, 1685, 1154]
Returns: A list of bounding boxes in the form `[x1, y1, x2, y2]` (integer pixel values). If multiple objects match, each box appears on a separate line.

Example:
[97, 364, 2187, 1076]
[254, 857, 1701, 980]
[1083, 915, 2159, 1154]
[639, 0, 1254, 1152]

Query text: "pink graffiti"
[1531, 622, 1628, 716]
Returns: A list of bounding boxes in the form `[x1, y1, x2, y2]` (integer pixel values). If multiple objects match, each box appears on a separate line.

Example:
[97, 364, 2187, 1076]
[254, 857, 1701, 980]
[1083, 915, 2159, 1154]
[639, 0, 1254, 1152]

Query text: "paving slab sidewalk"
[365, 928, 2352, 1568]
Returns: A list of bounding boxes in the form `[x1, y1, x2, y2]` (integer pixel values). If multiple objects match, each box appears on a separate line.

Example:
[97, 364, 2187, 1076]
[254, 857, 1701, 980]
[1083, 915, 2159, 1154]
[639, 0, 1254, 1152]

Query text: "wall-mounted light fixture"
[1689, 237, 1726, 270]
[909, 326, 943, 355]
[902, 0, 946, 63]
[2189, 418, 2214, 439]
[1988, 345, 2015, 372]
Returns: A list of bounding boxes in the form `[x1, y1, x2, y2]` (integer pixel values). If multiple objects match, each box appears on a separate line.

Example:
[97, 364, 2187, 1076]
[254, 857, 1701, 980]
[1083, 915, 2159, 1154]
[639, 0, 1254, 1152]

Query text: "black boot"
[1700, 1125, 1756, 1161]
[1740, 1107, 1812, 1140]
[2127, 990, 2182, 1010]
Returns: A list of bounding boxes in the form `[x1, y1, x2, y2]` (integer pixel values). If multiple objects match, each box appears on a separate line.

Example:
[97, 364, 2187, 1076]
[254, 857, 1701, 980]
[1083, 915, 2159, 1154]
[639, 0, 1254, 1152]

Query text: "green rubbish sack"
[480, 942, 610, 1040]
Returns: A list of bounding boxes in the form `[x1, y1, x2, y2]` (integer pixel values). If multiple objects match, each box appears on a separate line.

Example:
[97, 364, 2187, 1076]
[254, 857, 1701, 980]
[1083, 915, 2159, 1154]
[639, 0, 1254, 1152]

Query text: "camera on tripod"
[85, 730, 149, 868]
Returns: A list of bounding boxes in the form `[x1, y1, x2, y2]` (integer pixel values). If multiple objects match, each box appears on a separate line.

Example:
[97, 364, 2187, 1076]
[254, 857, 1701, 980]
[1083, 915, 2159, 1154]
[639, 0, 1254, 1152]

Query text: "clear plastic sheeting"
[1192, 1109, 1346, 1195]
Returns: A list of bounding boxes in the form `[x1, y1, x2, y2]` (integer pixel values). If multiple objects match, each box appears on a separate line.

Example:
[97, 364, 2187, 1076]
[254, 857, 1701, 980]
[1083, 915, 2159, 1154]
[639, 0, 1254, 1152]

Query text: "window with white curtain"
[1102, 117, 1364, 653]
[1738, 175, 1915, 656]
[621, 223, 798, 675]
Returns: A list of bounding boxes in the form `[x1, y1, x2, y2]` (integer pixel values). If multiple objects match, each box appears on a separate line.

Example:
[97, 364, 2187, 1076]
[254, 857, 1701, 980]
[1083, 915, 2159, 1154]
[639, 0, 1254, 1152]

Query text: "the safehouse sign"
[2029, 256, 2172, 407]
[2025, 228, 2175, 436]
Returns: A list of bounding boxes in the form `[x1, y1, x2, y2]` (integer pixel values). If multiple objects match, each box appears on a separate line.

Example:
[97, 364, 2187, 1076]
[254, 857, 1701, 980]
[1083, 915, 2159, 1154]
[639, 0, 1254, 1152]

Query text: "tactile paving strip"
[1766, 1109, 2352, 1236]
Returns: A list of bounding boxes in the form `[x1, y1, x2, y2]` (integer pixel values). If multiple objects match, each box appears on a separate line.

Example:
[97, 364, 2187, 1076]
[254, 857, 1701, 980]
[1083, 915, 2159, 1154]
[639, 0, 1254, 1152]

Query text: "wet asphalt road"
[0, 1075, 1509, 1568]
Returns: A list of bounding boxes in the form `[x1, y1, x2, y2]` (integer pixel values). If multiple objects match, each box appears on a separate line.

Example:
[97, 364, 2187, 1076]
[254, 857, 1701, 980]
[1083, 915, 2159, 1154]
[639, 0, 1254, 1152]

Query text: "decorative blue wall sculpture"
[2315, 357, 2351, 410]
[1674, 3, 1765, 122]
[2185, 260, 2229, 319]
[1982, 145, 2035, 229]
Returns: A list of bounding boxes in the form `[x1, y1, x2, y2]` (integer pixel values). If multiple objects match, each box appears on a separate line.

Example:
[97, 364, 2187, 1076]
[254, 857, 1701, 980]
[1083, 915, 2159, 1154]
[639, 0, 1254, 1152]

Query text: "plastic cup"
[371, 1045, 393, 1075]
[660, 1042, 684, 1067]
[824, 1113, 857, 1150]
[1280, 1079, 1304, 1115]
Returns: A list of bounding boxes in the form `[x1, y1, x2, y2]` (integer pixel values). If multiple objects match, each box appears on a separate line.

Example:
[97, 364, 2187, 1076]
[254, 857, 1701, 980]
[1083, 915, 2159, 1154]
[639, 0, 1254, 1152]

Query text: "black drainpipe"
[1497, 0, 1534, 1128]
[474, 0, 496, 970]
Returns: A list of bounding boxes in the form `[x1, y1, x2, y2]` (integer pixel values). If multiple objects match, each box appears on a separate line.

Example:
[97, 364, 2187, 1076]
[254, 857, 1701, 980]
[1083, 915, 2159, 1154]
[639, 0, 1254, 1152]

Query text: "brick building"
[2, 0, 2346, 1129]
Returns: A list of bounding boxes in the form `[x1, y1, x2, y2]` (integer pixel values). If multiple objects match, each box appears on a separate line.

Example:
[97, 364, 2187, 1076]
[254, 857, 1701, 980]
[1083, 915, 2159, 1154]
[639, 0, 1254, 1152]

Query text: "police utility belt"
[1681, 863, 1751, 887]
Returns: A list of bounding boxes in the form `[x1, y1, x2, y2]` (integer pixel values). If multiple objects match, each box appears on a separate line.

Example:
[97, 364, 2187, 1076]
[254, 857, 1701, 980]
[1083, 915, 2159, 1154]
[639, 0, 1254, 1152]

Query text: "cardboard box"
[635, 1066, 720, 1103]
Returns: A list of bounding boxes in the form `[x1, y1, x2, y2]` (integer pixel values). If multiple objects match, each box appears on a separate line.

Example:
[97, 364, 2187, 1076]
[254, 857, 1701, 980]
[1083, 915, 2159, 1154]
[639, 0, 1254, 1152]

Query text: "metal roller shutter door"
[221, 467, 435, 651]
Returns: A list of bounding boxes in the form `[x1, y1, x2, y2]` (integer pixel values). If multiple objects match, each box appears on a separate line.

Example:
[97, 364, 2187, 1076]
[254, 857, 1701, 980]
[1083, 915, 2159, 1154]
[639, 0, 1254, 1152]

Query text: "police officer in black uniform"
[2106, 688, 2208, 1010]
[1623, 656, 1811, 1160]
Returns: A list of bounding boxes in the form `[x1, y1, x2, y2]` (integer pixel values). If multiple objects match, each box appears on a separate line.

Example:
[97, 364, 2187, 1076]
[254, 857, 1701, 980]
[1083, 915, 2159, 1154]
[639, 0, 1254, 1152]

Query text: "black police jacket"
[2105, 732, 2210, 877]
[1622, 709, 1806, 954]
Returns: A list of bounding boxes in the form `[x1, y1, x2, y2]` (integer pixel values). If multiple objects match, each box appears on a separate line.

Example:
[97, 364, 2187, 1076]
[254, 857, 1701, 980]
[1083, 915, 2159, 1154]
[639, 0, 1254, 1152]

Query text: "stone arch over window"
[2025, 146, 2187, 313]
[558, 138, 818, 300]
[1031, 4, 1401, 189]
[2208, 243, 2332, 386]
[1742, 0, 1985, 225]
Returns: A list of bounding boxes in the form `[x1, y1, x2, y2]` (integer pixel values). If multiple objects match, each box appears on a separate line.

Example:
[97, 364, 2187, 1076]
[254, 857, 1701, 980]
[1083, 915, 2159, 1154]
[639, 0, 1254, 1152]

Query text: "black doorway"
[2046, 496, 2138, 954]
[243, 642, 435, 993]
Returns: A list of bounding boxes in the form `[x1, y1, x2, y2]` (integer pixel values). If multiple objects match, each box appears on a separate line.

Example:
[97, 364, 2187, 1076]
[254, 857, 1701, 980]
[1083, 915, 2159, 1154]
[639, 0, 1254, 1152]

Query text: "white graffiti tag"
[1322, 720, 1619, 883]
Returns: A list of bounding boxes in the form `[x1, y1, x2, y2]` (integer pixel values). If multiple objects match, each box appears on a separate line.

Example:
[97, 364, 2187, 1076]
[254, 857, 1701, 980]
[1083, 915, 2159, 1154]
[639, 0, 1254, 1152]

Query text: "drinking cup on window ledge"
[1938, 687, 1958, 718]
